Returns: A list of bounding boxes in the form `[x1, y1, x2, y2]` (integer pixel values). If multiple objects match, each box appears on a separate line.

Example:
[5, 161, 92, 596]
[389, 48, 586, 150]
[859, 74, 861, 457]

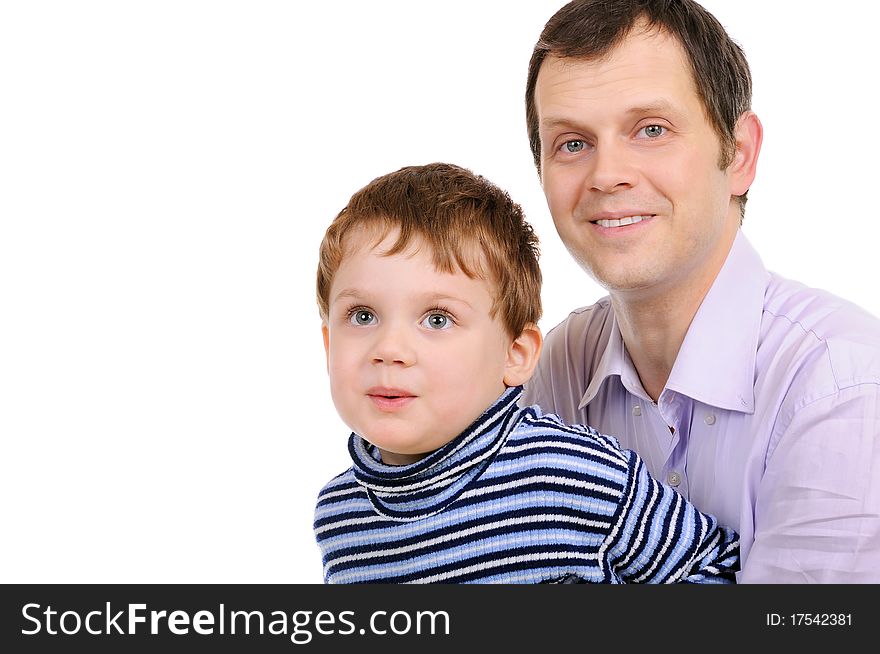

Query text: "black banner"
[1, 584, 874, 652]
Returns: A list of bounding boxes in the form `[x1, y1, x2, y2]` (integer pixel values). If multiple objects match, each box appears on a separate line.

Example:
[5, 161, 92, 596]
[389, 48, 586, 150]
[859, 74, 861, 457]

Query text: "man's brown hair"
[525, 0, 752, 213]
[317, 163, 541, 338]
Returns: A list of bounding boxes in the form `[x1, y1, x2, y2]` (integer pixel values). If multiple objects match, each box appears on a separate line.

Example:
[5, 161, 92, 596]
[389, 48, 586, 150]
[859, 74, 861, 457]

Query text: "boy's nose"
[371, 327, 416, 367]
[371, 348, 416, 366]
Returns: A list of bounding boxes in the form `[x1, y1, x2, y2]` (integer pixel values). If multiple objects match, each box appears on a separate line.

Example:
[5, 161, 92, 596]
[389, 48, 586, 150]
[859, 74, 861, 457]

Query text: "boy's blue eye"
[422, 313, 451, 330]
[350, 310, 375, 326]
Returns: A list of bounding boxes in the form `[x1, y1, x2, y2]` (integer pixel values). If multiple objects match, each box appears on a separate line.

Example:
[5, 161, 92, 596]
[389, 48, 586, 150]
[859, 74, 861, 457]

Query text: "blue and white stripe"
[315, 386, 739, 584]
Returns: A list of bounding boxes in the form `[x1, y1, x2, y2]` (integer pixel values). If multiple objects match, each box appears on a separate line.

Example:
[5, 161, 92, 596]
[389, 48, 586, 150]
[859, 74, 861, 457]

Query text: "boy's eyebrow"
[331, 288, 475, 310]
[331, 288, 365, 304]
[419, 293, 475, 310]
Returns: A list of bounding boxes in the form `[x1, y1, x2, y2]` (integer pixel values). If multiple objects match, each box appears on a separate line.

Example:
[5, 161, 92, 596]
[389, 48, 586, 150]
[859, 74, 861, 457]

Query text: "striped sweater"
[314, 386, 739, 584]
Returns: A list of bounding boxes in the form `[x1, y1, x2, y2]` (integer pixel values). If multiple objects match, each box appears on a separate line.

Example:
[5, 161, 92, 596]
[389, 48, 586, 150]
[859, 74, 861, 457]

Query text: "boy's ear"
[321, 323, 330, 372]
[503, 323, 543, 387]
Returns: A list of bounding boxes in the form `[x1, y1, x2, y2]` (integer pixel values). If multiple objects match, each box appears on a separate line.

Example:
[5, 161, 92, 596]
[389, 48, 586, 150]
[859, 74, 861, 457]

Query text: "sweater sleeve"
[603, 449, 740, 584]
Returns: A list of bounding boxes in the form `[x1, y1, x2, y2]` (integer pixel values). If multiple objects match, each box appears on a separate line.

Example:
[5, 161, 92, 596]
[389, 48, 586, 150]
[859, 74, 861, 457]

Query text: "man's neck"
[610, 227, 738, 403]
[611, 284, 705, 402]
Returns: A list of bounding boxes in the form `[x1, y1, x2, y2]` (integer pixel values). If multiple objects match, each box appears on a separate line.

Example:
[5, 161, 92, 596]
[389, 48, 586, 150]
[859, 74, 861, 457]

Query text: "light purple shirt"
[523, 232, 880, 582]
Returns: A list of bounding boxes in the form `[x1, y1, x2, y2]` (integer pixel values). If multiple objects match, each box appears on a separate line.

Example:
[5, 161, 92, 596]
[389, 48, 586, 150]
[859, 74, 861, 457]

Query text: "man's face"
[322, 229, 512, 465]
[535, 26, 741, 299]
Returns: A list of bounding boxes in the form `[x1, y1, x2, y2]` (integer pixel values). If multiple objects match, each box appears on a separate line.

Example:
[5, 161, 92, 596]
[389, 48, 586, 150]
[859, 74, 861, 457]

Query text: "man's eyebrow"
[540, 116, 583, 132]
[623, 100, 680, 116]
[540, 101, 681, 132]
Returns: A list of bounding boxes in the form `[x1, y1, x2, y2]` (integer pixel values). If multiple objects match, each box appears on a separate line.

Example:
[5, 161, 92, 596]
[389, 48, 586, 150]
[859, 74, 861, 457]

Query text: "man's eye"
[349, 310, 375, 326]
[642, 125, 665, 138]
[562, 140, 585, 153]
[422, 313, 451, 330]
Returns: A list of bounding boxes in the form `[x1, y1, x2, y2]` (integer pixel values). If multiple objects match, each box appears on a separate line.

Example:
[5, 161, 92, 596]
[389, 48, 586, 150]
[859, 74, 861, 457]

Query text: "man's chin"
[587, 264, 668, 296]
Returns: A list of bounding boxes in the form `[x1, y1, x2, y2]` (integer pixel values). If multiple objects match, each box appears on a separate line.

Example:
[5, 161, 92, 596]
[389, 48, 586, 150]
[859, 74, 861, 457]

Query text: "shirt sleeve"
[741, 383, 880, 583]
[521, 310, 595, 423]
[603, 449, 740, 584]
[522, 351, 553, 410]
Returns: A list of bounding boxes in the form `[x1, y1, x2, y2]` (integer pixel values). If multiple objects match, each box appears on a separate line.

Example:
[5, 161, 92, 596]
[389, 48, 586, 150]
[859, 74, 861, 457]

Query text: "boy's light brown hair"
[317, 162, 541, 338]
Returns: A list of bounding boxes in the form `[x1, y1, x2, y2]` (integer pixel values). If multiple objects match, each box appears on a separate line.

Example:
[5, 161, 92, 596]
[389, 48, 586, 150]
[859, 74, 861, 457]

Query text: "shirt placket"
[656, 391, 693, 499]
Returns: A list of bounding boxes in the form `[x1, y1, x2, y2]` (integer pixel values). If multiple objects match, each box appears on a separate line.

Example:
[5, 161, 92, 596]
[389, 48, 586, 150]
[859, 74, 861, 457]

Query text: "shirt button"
[666, 471, 682, 487]
[704, 414, 716, 426]
[632, 405, 641, 416]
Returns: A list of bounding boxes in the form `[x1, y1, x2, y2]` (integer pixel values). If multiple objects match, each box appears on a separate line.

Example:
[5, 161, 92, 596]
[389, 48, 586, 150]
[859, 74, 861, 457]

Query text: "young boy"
[314, 163, 739, 584]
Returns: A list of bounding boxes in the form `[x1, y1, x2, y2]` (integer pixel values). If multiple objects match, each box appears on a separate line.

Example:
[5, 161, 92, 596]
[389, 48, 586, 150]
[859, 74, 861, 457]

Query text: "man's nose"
[371, 324, 416, 366]
[586, 140, 636, 193]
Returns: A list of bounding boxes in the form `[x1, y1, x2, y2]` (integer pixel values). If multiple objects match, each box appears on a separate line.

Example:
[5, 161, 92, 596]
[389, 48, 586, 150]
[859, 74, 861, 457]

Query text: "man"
[522, 0, 880, 582]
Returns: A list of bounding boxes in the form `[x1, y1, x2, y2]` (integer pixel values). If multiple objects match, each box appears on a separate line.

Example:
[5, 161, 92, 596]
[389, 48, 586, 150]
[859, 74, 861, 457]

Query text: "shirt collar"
[349, 385, 524, 520]
[664, 231, 767, 412]
[579, 231, 768, 414]
[579, 312, 650, 408]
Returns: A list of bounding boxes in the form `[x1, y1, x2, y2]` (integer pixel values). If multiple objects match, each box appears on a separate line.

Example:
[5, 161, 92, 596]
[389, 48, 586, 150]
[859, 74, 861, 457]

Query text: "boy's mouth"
[366, 387, 416, 411]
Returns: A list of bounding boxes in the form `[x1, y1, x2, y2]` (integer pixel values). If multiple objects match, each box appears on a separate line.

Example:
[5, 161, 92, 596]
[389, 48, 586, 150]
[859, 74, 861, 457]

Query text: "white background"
[1, 1, 877, 583]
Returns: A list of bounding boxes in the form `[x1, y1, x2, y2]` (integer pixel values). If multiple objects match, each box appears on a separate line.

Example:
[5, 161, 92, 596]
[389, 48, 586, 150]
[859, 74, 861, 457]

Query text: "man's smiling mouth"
[592, 214, 654, 228]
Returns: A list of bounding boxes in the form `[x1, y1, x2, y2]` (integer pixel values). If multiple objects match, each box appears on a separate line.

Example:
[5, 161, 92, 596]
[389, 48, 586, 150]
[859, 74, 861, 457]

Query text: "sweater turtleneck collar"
[347, 386, 525, 520]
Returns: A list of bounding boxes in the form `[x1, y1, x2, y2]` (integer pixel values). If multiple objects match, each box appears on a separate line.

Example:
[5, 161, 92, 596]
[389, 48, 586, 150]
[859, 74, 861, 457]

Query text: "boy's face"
[322, 229, 520, 465]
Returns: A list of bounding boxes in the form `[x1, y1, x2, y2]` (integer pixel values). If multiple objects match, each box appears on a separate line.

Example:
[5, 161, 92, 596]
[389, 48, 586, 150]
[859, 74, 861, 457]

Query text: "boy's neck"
[378, 448, 427, 466]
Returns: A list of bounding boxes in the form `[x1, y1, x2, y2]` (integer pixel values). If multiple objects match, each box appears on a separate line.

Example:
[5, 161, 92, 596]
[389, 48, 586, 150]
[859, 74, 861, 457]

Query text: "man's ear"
[729, 111, 763, 196]
[503, 323, 543, 387]
[321, 323, 330, 373]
